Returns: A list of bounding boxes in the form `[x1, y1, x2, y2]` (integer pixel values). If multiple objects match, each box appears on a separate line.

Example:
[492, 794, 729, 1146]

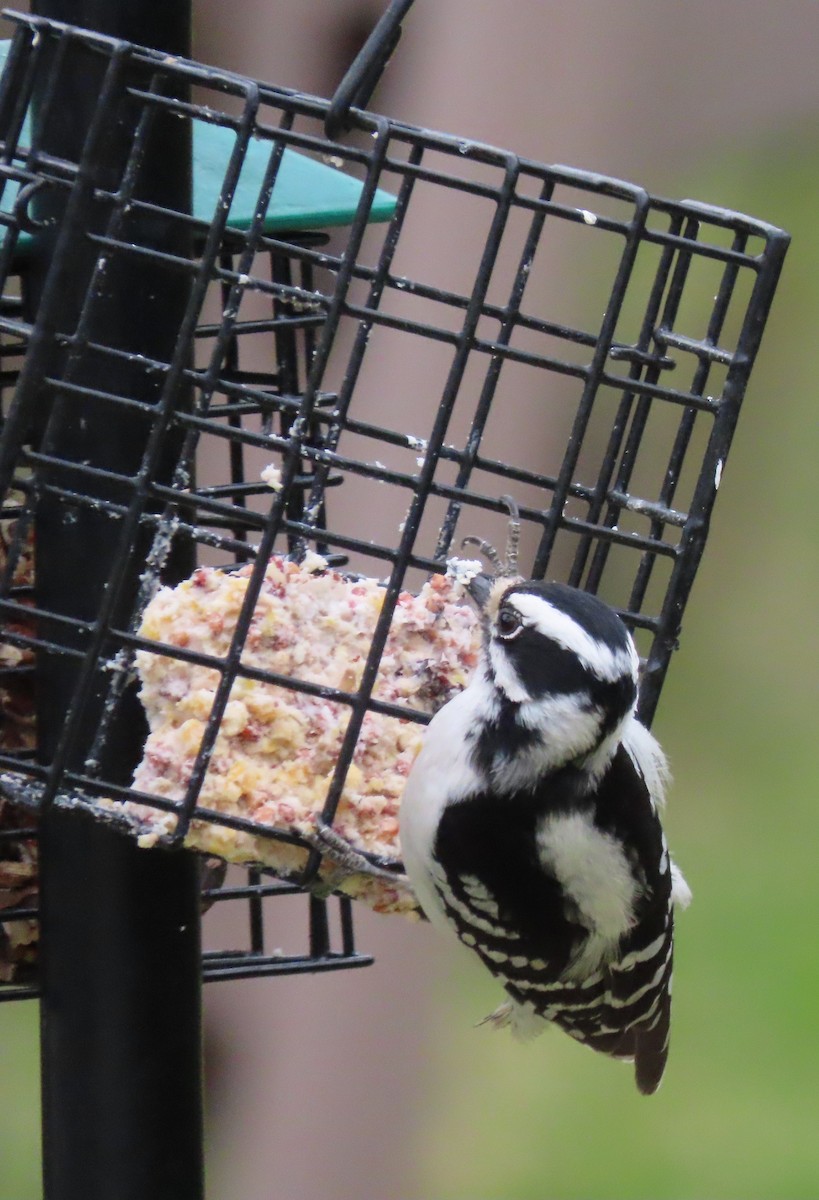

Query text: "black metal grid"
[0, 13, 788, 997]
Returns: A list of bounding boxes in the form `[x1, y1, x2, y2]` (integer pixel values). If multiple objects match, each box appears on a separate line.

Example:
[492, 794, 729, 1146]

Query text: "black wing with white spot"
[431, 745, 676, 1093]
[589, 742, 675, 1093]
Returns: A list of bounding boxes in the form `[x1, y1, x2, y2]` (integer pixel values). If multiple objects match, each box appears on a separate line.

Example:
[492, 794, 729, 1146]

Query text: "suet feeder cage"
[0, 1, 788, 1196]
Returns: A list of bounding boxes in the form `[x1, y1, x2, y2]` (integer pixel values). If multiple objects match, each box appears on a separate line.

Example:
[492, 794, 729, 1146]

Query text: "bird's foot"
[300, 817, 410, 898]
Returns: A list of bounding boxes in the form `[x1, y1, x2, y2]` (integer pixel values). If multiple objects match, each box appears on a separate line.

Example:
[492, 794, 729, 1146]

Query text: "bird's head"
[480, 578, 638, 714]
[460, 502, 640, 781]
[475, 578, 639, 782]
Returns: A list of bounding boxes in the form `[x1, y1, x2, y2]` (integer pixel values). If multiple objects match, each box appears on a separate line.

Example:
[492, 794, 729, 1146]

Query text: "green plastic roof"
[0, 39, 396, 251]
[193, 121, 396, 232]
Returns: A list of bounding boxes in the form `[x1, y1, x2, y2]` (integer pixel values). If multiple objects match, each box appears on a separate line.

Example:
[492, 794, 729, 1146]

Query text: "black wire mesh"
[0, 13, 789, 997]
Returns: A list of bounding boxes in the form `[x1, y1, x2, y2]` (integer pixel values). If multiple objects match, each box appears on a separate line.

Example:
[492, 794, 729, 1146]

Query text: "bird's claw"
[299, 817, 410, 894]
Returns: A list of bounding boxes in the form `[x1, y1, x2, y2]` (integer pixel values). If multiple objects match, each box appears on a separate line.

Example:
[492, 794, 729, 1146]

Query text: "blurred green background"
[1, 5, 818, 1199]
[414, 140, 819, 1200]
[413, 138, 819, 1199]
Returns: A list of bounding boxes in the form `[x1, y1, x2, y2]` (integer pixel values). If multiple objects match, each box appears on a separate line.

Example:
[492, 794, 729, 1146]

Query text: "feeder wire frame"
[0, 13, 789, 997]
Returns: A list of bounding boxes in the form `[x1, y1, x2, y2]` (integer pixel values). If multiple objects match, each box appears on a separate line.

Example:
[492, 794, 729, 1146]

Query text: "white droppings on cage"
[714, 459, 724, 490]
[123, 555, 482, 915]
[101, 648, 132, 678]
[301, 497, 323, 525]
[579, 209, 598, 225]
[444, 556, 484, 590]
[138, 514, 180, 600]
[260, 464, 283, 492]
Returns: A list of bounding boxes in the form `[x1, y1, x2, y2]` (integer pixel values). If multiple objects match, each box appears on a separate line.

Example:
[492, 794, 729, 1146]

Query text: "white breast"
[399, 678, 493, 932]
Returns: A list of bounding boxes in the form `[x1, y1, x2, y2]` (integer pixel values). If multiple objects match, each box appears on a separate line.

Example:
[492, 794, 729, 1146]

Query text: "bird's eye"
[496, 607, 522, 639]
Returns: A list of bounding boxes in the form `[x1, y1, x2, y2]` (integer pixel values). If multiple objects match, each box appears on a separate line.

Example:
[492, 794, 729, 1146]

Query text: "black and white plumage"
[399, 569, 691, 1095]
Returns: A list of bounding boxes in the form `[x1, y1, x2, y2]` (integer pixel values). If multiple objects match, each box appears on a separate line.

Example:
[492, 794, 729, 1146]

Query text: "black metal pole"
[24, 3, 204, 1198]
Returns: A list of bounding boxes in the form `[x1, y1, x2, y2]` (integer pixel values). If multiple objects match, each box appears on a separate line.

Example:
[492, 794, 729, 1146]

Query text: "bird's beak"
[467, 570, 493, 609]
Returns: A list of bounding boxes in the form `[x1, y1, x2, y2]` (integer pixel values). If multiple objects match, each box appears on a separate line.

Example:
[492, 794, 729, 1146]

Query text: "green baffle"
[194, 121, 397, 232]
[0, 39, 397, 251]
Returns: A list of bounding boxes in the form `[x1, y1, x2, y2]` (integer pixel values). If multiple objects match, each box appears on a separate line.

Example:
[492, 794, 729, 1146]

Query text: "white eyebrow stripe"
[510, 594, 638, 683]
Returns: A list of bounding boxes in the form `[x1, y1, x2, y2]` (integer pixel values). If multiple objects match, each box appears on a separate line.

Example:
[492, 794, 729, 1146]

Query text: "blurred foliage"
[0, 133, 816, 1200]
[417, 133, 819, 1200]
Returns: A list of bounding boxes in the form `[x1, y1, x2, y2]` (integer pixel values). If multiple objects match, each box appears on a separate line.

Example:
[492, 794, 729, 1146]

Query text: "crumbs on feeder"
[123, 554, 482, 915]
[260, 464, 283, 492]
